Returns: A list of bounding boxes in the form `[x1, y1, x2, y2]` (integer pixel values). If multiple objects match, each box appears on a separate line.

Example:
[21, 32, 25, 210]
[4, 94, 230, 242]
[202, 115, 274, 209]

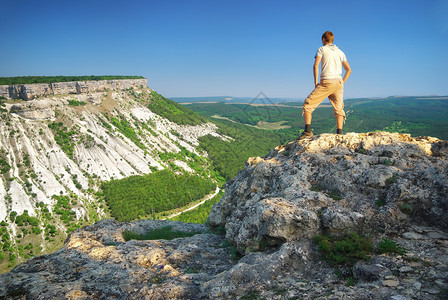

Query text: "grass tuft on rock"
[377, 238, 407, 255]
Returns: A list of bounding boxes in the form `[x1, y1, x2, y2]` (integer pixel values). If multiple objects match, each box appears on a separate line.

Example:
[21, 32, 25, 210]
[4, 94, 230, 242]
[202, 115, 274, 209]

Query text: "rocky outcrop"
[0, 79, 147, 100]
[1, 132, 447, 299]
[9, 99, 55, 120]
[208, 132, 448, 252]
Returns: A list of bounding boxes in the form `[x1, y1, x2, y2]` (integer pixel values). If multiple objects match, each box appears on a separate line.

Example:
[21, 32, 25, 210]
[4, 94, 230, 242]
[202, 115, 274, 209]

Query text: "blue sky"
[0, 0, 447, 99]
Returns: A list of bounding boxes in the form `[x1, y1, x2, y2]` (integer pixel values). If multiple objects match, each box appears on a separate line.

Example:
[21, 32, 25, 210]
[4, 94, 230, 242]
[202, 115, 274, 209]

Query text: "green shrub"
[48, 122, 77, 159]
[110, 116, 145, 149]
[23, 153, 31, 167]
[356, 147, 367, 154]
[328, 188, 343, 201]
[310, 184, 342, 200]
[315, 232, 373, 265]
[377, 238, 407, 255]
[381, 159, 394, 166]
[0, 157, 11, 174]
[14, 211, 40, 227]
[150, 275, 165, 284]
[399, 203, 414, 214]
[310, 184, 324, 192]
[9, 211, 17, 222]
[375, 198, 387, 207]
[386, 173, 399, 185]
[67, 99, 86, 106]
[240, 290, 262, 300]
[8, 252, 16, 263]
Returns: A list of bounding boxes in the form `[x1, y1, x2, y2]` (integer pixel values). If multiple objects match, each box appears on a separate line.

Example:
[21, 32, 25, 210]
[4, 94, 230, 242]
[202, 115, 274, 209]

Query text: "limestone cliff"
[0, 133, 447, 299]
[0, 82, 226, 273]
[0, 79, 147, 100]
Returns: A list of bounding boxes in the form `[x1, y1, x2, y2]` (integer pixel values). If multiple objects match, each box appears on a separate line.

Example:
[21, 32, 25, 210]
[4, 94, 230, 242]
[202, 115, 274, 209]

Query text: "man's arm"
[313, 56, 321, 87]
[342, 60, 351, 84]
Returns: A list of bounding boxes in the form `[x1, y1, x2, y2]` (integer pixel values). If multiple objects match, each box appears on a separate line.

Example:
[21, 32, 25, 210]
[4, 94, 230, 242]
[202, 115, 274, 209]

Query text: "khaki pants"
[303, 79, 345, 118]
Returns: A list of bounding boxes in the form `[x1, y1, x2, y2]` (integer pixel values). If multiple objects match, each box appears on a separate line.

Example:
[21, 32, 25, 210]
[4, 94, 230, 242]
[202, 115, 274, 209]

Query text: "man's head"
[322, 31, 334, 45]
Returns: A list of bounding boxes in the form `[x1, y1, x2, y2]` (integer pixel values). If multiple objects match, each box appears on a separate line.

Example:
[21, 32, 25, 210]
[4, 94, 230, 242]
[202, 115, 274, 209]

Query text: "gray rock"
[403, 232, 425, 240]
[320, 207, 365, 235]
[382, 279, 400, 287]
[399, 266, 413, 273]
[353, 261, 393, 283]
[390, 295, 411, 300]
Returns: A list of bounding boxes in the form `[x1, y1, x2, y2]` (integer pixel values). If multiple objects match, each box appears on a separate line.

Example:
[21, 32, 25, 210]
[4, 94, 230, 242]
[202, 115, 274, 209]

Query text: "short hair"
[322, 31, 334, 43]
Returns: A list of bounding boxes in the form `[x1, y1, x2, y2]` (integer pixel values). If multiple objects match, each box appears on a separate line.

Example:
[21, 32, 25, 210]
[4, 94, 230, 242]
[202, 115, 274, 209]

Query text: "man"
[299, 31, 351, 139]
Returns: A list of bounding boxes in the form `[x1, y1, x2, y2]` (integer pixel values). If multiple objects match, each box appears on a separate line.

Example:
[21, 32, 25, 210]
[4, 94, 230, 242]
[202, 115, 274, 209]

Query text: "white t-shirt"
[315, 44, 347, 80]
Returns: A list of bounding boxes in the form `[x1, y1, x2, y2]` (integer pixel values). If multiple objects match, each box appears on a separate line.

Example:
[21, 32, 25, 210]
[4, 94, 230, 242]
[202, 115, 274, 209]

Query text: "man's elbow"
[342, 61, 351, 73]
[344, 66, 351, 75]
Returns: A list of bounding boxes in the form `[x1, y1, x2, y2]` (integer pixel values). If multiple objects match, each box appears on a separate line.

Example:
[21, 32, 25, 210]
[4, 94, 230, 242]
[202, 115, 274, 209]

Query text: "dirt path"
[161, 186, 221, 220]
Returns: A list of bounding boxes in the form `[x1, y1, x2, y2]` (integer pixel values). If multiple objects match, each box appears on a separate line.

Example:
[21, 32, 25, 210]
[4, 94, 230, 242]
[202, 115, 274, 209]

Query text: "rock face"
[9, 99, 55, 120]
[0, 79, 147, 100]
[208, 132, 448, 252]
[1, 132, 447, 299]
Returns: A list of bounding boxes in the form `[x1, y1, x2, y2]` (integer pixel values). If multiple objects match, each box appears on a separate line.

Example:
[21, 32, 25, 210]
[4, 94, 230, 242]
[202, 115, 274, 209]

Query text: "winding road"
[161, 186, 221, 220]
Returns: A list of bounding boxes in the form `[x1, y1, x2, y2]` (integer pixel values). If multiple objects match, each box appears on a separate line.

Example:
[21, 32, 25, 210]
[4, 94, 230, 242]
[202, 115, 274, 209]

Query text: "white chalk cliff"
[0, 79, 226, 271]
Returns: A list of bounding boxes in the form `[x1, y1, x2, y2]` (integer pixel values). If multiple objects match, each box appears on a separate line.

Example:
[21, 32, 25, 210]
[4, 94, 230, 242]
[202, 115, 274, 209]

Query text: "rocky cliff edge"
[0, 79, 147, 100]
[0, 132, 447, 299]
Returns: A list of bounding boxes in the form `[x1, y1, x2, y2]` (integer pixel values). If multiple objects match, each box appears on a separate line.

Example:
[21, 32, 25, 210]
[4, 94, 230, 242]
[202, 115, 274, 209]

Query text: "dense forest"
[198, 119, 293, 180]
[0, 75, 144, 85]
[101, 170, 216, 222]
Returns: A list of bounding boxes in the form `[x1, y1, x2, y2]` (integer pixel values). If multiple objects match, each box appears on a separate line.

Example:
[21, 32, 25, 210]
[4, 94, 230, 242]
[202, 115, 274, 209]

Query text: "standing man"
[299, 31, 351, 139]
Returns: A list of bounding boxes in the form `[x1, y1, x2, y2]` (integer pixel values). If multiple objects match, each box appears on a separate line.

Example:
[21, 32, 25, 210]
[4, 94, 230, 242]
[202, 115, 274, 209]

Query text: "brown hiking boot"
[298, 131, 313, 140]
